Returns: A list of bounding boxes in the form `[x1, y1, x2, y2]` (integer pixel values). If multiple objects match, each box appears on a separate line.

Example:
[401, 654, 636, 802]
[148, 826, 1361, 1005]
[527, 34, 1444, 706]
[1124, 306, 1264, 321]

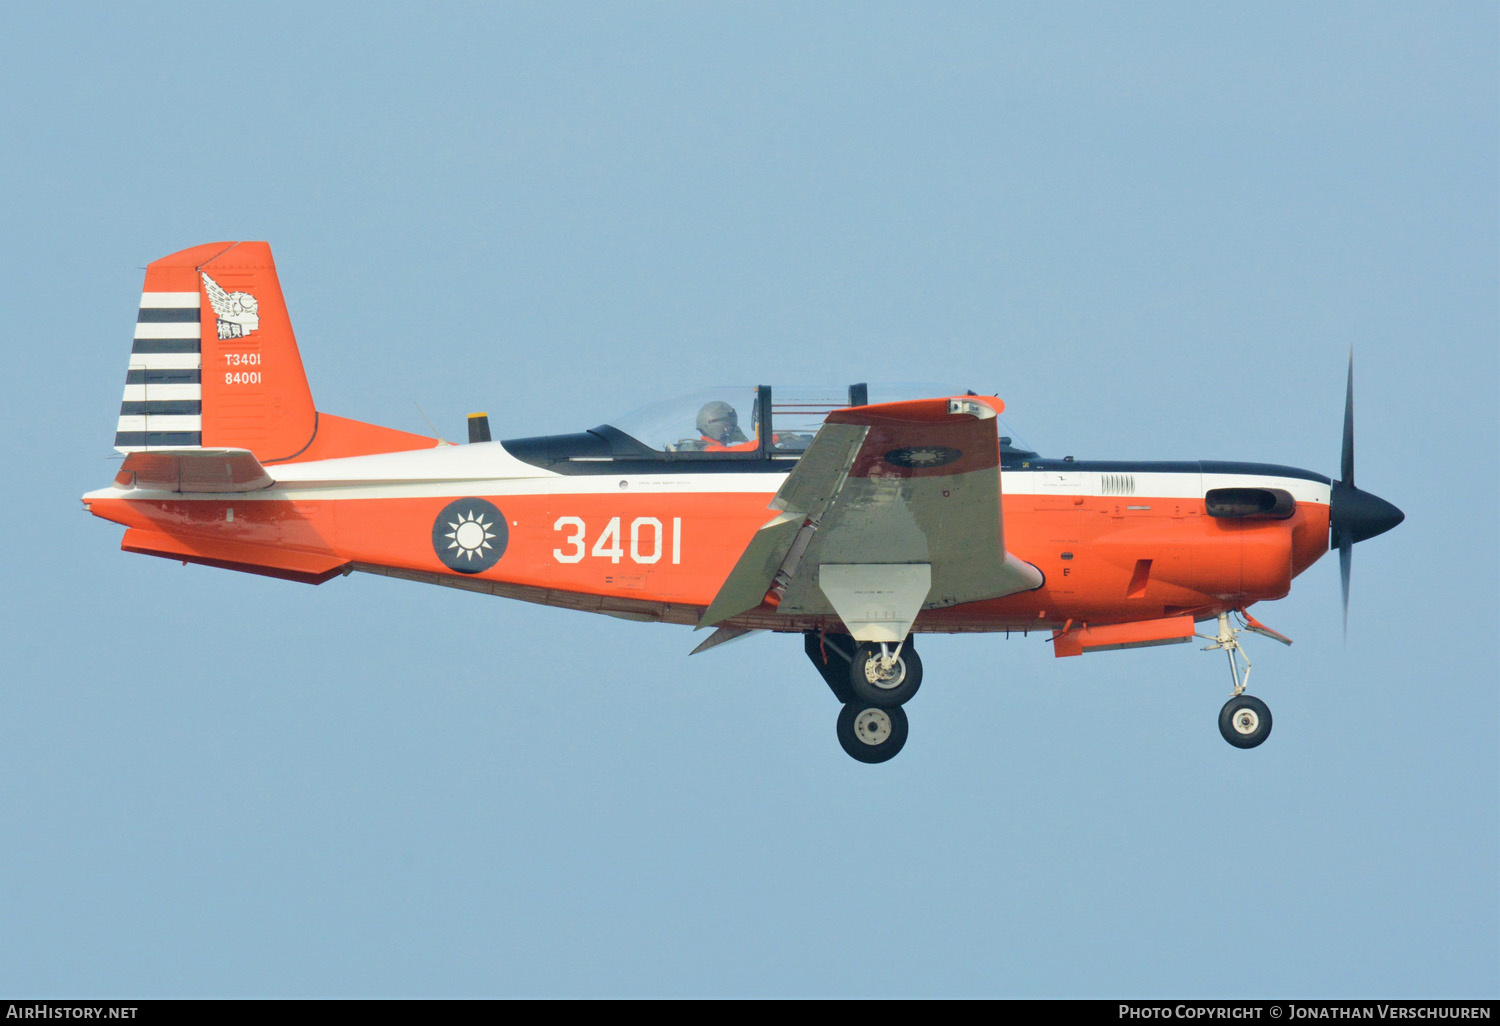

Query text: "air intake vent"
[1101, 473, 1135, 496]
[1205, 487, 1296, 519]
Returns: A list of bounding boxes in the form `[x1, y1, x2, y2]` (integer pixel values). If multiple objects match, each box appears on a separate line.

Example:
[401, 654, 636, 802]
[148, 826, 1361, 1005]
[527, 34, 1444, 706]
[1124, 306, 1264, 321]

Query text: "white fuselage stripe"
[95, 467, 1332, 506]
[1002, 469, 1329, 504]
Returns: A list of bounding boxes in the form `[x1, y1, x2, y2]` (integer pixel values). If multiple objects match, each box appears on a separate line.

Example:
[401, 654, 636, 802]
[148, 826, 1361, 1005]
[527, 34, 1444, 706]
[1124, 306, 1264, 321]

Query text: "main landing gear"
[1199, 611, 1281, 749]
[805, 632, 924, 763]
[836, 704, 910, 765]
[805, 612, 1284, 760]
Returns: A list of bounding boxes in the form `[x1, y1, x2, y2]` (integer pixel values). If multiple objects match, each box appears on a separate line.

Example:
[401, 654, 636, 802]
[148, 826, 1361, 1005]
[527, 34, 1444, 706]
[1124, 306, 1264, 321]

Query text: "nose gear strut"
[1197, 610, 1289, 749]
[1198, 611, 1254, 697]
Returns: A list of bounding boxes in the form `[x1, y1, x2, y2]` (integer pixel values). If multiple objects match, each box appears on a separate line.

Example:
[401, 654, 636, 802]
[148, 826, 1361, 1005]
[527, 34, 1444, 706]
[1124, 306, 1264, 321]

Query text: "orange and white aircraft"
[85, 242, 1405, 762]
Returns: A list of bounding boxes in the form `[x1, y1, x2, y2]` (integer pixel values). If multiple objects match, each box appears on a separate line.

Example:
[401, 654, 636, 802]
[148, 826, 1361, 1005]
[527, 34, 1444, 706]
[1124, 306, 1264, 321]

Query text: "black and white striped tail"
[115, 291, 203, 452]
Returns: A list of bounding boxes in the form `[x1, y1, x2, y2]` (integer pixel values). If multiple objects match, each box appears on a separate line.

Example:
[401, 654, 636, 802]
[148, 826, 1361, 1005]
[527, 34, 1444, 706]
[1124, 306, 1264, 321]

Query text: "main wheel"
[1219, 694, 1273, 749]
[836, 703, 909, 763]
[847, 641, 923, 707]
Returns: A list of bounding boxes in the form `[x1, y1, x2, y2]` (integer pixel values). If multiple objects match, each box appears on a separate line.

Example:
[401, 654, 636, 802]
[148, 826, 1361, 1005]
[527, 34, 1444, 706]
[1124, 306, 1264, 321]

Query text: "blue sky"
[2, 2, 1495, 997]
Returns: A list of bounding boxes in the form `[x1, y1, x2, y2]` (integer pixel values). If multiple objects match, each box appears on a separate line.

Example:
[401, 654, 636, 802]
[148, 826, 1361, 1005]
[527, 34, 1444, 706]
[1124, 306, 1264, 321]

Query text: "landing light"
[947, 398, 995, 420]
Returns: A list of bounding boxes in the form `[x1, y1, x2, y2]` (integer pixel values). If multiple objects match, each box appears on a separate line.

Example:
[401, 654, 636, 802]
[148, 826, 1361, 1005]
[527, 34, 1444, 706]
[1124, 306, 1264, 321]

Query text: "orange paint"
[88, 484, 1331, 635]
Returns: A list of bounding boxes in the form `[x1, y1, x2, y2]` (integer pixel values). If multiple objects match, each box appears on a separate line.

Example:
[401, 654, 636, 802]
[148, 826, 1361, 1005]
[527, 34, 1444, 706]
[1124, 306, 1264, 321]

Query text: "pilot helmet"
[697, 401, 739, 443]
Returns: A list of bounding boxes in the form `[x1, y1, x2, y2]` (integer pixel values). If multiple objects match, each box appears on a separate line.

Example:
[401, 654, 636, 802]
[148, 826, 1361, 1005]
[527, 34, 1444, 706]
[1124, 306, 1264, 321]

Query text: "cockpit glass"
[608, 387, 761, 453]
[765, 386, 847, 452]
[603, 383, 1035, 456]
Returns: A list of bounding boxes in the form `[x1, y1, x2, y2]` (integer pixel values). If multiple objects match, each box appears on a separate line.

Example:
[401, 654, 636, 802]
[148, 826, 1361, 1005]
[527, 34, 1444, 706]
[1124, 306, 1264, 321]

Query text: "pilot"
[696, 401, 757, 452]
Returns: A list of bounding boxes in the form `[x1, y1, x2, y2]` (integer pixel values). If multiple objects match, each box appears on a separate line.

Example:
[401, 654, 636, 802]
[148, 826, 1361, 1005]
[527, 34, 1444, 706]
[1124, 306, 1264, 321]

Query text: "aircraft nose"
[1330, 482, 1405, 544]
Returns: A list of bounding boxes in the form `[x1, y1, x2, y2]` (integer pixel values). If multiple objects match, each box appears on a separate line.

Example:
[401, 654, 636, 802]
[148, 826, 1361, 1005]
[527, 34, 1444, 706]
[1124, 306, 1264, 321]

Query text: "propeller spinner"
[1328, 353, 1405, 631]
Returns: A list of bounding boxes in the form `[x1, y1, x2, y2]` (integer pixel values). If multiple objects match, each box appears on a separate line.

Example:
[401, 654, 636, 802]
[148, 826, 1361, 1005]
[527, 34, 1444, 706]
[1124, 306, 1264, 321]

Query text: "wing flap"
[698, 511, 805, 628]
[697, 423, 868, 628]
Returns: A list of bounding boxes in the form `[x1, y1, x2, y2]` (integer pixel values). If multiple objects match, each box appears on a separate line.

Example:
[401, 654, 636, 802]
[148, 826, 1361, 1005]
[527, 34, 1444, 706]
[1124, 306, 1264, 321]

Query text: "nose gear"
[1197, 611, 1288, 749]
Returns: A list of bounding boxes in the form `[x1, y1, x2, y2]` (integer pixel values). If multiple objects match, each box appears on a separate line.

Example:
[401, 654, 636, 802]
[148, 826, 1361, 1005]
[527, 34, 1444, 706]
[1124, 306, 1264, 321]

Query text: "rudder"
[117, 241, 433, 463]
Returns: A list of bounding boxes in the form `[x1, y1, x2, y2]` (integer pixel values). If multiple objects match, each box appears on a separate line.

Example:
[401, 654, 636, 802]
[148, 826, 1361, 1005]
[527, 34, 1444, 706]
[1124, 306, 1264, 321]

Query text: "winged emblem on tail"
[201, 271, 259, 340]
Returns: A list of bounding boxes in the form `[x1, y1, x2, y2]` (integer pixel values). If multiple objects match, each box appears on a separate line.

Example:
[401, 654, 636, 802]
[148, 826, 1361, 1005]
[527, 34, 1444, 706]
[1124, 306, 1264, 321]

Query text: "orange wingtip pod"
[827, 395, 1004, 426]
[829, 395, 1005, 479]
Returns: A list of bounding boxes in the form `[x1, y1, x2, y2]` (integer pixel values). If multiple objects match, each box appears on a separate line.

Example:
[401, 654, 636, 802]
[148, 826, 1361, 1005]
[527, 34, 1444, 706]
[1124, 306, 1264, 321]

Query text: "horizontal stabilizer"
[121, 528, 346, 585]
[114, 448, 273, 493]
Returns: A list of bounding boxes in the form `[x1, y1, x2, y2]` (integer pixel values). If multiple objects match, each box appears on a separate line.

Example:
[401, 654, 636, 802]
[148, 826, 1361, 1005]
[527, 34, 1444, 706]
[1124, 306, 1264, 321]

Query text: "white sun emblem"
[905, 448, 944, 464]
[444, 509, 497, 562]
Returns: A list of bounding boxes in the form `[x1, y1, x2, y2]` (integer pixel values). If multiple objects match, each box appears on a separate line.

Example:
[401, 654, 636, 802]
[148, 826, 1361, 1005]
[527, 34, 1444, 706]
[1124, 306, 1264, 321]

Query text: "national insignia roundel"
[883, 446, 962, 469]
[432, 498, 508, 573]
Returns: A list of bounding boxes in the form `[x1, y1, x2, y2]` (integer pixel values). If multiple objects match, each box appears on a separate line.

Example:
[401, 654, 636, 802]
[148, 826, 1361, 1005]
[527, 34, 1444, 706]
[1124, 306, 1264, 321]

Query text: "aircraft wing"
[699, 396, 1042, 638]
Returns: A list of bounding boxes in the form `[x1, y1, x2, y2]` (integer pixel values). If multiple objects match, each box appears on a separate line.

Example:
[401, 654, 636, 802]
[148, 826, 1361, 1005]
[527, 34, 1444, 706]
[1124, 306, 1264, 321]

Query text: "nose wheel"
[1218, 694, 1273, 749]
[1199, 611, 1283, 749]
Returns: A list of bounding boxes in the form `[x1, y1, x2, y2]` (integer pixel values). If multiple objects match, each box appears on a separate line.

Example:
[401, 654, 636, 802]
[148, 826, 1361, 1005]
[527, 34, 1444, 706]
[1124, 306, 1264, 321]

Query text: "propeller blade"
[1338, 527, 1353, 639]
[1341, 351, 1355, 487]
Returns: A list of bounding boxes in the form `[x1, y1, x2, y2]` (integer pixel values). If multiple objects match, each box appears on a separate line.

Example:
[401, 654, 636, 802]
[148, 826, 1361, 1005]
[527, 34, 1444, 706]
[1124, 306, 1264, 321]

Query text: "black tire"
[847, 641, 923, 707]
[836, 703, 909, 764]
[1219, 694, 1273, 749]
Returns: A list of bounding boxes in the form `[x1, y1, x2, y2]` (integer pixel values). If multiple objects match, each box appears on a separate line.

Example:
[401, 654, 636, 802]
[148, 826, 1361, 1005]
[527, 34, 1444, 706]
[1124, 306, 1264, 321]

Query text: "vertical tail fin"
[116, 242, 433, 463]
[118, 241, 314, 459]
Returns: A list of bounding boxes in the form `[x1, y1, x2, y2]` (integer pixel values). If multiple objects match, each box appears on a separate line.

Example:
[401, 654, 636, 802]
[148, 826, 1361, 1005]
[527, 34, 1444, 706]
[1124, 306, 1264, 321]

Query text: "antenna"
[412, 402, 448, 444]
